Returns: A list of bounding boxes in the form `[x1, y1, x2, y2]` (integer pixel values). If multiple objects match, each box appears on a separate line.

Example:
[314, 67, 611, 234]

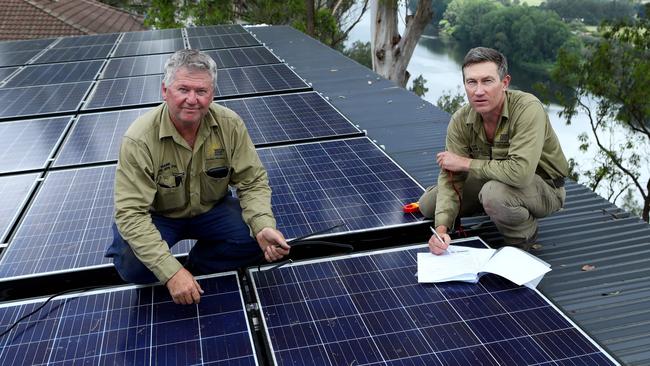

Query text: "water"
[344, 9, 648, 211]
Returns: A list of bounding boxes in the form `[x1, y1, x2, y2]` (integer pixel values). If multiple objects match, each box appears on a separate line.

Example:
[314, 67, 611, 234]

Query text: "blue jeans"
[106, 196, 262, 284]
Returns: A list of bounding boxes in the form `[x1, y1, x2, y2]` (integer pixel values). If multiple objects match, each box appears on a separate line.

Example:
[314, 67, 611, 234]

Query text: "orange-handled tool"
[402, 202, 420, 213]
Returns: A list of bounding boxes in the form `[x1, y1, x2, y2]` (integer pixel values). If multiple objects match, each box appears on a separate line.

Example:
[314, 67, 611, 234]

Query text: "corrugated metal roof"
[251, 25, 650, 365]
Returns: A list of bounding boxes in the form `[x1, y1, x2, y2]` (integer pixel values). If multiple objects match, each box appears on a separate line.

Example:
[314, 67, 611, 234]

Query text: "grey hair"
[462, 47, 508, 80]
[163, 49, 218, 87]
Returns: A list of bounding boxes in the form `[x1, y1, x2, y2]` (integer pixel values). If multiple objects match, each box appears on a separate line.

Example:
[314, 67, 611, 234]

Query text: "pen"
[430, 226, 447, 248]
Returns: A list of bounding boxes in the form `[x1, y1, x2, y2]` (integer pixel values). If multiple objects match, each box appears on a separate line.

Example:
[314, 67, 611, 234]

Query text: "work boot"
[510, 227, 539, 252]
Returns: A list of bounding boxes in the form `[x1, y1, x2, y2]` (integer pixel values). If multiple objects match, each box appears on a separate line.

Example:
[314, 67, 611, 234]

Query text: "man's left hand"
[436, 151, 471, 172]
[256, 227, 290, 262]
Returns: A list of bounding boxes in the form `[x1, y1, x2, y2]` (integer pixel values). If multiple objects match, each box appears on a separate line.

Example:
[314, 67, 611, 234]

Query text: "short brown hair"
[462, 47, 508, 80]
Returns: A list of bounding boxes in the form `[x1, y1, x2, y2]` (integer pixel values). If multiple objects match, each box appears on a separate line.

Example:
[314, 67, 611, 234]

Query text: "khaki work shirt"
[435, 89, 569, 229]
[114, 103, 275, 283]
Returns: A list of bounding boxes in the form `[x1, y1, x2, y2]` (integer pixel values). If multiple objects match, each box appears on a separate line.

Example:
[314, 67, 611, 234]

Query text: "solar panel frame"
[188, 33, 260, 50]
[2, 60, 103, 88]
[84, 64, 310, 111]
[186, 24, 248, 37]
[249, 238, 620, 366]
[0, 67, 19, 83]
[32, 44, 114, 64]
[0, 173, 39, 244]
[100, 53, 171, 79]
[0, 116, 72, 174]
[0, 272, 259, 365]
[112, 38, 185, 58]
[0, 82, 93, 120]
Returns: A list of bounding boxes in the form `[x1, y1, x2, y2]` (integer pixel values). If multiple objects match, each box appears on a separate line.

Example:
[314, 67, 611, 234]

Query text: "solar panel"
[188, 33, 260, 50]
[258, 138, 423, 240]
[0, 116, 71, 173]
[0, 67, 18, 83]
[221, 92, 361, 146]
[0, 50, 41, 67]
[85, 64, 309, 111]
[0, 38, 55, 53]
[55, 33, 119, 48]
[101, 53, 171, 79]
[57, 93, 358, 168]
[0, 174, 39, 243]
[0, 82, 92, 120]
[0, 272, 258, 365]
[32, 44, 113, 64]
[2, 60, 103, 88]
[121, 28, 182, 43]
[207, 46, 280, 69]
[112, 38, 185, 58]
[53, 108, 150, 168]
[250, 238, 620, 366]
[0, 166, 193, 280]
[186, 24, 248, 37]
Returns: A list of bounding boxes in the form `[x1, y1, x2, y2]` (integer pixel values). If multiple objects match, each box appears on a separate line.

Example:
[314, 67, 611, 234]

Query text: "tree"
[436, 87, 465, 114]
[409, 75, 429, 97]
[343, 41, 372, 68]
[550, 19, 650, 221]
[370, 0, 433, 87]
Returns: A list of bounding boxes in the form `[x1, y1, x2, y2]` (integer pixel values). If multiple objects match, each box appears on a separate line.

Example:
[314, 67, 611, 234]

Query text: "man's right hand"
[428, 226, 451, 255]
[165, 268, 204, 305]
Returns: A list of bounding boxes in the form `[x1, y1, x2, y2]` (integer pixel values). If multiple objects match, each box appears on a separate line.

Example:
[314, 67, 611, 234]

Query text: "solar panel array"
[250, 239, 619, 365]
[0, 272, 258, 365]
[0, 23, 620, 366]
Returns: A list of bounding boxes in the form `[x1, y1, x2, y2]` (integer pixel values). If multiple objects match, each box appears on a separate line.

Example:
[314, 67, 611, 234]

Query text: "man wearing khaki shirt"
[106, 49, 289, 305]
[419, 47, 568, 254]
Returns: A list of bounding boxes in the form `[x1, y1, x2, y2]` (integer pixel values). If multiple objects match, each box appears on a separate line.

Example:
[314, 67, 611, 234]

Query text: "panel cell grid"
[0, 38, 54, 53]
[113, 38, 185, 58]
[0, 272, 257, 365]
[0, 50, 41, 67]
[3, 60, 103, 88]
[0, 116, 71, 173]
[101, 53, 171, 79]
[0, 174, 39, 243]
[221, 92, 360, 146]
[0, 67, 18, 83]
[53, 108, 150, 168]
[33, 44, 113, 64]
[188, 33, 259, 50]
[251, 239, 620, 366]
[0, 166, 192, 279]
[207, 46, 280, 69]
[85, 64, 309, 110]
[121, 28, 182, 43]
[186, 24, 248, 37]
[258, 138, 423, 240]
[55, 33, 119, 48]
[0, 82, 92, 120]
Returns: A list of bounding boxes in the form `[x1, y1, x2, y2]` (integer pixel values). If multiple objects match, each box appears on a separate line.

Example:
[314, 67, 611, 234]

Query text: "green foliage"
[243, 0, 305, 25]
[294, 8, 345, 50]
[343, 41, 372, 68]
[551, 18, 650, 221]
[436, 87, 466, 114]
[144, 0, 183, 29]
[184, 0, 233, 26]
[444, 0, 572, 66]
[409, 75, 429, 97]
[541, 0, 636, 26]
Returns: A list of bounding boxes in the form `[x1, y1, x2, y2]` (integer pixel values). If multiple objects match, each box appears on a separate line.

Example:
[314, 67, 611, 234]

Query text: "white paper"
[417, 244, 550, 288]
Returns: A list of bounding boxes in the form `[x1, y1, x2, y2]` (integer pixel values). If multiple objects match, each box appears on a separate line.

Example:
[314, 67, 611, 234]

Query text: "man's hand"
[165, 268, 204, 305]
[436, 151, 471, 172]
[256, 227, 290, 262]
[429, 226, 451, 255]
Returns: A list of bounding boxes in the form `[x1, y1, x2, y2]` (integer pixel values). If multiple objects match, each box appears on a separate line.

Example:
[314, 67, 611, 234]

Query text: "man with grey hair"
[419, 46, 568, 254]
[106, 49, 289, 304]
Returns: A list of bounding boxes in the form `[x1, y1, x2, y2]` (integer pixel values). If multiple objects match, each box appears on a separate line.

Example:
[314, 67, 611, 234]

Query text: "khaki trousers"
[418, 174, 565, 244]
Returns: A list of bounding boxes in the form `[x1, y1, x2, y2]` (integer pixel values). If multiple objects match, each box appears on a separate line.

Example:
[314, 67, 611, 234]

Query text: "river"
[344, 10, 648, 211]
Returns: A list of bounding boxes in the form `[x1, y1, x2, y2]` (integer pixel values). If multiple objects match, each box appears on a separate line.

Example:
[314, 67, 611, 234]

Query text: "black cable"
[261, 239, 354, 271]
[0, 285, 101, 339]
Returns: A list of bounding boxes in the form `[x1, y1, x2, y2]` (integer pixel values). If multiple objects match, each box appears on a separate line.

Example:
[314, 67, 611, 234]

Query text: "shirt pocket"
[491, 146, 509, 160]
[199, 163, 230, 205]
[154, 171, 186, 212]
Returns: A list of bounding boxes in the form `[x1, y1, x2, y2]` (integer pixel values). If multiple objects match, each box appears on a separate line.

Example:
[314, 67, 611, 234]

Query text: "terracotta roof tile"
[0, 0, 146, 41]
